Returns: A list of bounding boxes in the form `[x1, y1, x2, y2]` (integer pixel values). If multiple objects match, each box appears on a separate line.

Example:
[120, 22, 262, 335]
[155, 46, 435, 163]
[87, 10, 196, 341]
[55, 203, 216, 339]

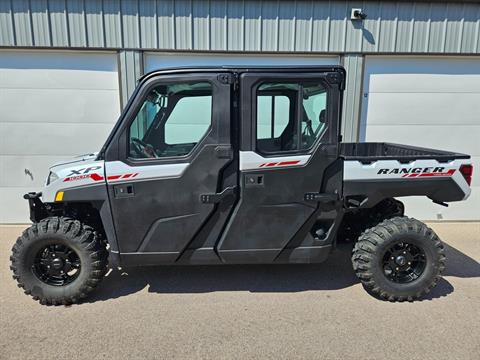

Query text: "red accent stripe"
[419, 169, 456, 177]
[122, 173, 133, 179]
[277, 160, 301, 166]
[107, 175, 121, 180]
[265, 162, 278, 167]
[90, 173, 105, 181]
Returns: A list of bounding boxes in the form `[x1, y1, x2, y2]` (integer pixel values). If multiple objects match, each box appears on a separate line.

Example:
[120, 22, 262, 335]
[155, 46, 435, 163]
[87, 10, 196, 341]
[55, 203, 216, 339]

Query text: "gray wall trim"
[1, 1, 480, 55]
[340, 53, 363, 142]
[118, 50, 143, 108]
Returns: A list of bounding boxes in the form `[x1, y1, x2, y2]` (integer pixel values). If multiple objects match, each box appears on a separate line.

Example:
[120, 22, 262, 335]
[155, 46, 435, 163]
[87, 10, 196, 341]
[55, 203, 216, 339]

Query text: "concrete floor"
[0, 222, 479, 359]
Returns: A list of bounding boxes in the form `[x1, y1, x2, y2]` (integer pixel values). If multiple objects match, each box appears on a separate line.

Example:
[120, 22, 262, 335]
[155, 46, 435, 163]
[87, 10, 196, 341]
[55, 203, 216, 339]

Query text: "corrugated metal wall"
[1, 0, 480, 54]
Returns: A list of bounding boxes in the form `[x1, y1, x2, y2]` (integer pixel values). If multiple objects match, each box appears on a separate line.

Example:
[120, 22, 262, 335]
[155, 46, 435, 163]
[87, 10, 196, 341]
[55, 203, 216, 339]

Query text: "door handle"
[200, 186, 236, 204]
[114, 184, 134, 198]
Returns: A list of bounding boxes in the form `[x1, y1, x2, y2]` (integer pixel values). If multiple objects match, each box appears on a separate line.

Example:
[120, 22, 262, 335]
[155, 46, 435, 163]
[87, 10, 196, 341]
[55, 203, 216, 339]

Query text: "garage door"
[361, 56, 480, 220]
[0, 51, 120, 223]
[144, 52, 339, 72]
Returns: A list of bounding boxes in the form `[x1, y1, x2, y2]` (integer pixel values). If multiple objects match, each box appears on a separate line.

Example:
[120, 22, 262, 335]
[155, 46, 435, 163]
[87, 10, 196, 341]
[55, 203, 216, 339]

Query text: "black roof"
[139, 65, 345, 82]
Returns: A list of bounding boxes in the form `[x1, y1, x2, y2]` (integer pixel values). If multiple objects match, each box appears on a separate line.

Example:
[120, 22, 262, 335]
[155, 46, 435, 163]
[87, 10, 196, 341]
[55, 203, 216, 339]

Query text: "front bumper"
[24, 192, 48, 223]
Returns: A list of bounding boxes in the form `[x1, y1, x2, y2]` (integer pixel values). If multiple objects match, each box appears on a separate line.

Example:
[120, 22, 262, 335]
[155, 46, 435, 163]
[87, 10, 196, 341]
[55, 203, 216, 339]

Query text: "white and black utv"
[11, 66, 473, 305]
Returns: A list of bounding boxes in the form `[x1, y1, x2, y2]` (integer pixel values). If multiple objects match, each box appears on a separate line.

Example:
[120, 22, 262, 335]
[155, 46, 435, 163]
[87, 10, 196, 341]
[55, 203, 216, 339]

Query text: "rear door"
[105, 72, 236, 265]
[217, 70, 345, 263]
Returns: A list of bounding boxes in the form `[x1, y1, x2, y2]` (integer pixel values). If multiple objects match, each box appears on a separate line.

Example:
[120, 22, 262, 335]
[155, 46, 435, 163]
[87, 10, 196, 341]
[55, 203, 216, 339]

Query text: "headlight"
[47, 171, 59, 185]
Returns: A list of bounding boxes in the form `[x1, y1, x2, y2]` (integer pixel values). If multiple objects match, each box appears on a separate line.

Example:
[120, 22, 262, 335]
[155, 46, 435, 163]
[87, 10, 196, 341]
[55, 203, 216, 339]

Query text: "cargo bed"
[340, 142, 469, 162]
[341, 142, 472, 207]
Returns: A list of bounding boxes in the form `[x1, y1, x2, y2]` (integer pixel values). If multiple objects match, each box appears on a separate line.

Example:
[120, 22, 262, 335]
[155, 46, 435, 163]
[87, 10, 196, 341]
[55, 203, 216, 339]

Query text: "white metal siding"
[1, 1, 480, 55]
[0, 50, 120, 223]
[144, 52, 339, 72]
[361, 56, 480, 220]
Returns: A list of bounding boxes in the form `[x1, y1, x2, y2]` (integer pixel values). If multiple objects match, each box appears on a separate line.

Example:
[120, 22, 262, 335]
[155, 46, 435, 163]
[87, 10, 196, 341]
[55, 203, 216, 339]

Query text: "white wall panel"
[0, 50, 120, 223]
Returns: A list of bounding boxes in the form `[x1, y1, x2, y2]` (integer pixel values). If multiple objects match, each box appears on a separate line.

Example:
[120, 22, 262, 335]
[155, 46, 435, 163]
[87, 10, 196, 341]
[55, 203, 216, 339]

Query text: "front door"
[217, 70, 344, 263]
[105, 72, 236, 265]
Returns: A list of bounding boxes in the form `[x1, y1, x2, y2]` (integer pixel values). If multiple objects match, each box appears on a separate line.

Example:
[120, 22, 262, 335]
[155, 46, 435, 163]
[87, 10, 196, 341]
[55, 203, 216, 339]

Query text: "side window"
[257, 95, 290, 139]
[256, 82, 328, 154]
[129, 82, 212, 159]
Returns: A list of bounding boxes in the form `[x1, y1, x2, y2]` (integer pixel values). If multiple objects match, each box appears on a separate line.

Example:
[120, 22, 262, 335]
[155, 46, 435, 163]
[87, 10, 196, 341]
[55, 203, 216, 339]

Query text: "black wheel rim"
[382, 242, 426, 284]
[32, 244, 81, 286]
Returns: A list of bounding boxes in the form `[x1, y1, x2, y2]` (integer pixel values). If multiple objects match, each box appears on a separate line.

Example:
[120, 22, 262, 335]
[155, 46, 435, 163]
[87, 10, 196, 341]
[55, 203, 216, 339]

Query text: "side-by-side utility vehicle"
[11, 66, 473, 304]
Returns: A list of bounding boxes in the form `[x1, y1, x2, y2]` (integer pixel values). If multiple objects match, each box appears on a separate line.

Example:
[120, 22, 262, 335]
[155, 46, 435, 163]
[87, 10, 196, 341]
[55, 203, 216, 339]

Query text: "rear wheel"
[10, 217, 108, 305]
[352, 216, 446, 301]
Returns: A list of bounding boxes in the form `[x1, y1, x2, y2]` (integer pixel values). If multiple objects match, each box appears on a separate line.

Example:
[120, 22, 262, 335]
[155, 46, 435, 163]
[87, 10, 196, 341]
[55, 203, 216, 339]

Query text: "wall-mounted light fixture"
[351, 8, 367, 21]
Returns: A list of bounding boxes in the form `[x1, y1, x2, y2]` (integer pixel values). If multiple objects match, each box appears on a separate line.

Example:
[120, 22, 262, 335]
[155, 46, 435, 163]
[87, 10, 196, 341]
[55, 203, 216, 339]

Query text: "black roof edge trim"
[138, 65, 346, 83]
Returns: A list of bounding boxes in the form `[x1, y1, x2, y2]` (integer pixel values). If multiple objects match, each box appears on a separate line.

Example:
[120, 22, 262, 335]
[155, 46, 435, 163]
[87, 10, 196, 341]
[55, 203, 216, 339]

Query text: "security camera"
[351, 8, 367, 20]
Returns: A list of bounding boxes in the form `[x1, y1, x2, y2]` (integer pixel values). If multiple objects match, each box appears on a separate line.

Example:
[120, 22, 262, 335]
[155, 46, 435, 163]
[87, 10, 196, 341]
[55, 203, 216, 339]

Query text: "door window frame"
[240, 72, 340, 157]
[113, 72, 232, 167]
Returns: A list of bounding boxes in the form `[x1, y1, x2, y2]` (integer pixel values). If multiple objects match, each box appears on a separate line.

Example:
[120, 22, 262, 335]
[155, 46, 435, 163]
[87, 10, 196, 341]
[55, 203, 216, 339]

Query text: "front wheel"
[352, 217, 446, 302]
[10, 217, 108, 305]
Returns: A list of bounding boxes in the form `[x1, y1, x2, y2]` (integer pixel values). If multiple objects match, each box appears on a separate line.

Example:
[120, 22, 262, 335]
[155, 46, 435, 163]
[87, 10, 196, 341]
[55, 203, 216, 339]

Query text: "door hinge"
[217, 73, 239, 90]
[217, 73, 234, 85]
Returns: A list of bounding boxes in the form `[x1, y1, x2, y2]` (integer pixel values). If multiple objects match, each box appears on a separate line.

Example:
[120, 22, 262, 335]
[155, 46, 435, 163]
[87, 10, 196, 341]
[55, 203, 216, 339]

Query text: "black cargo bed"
[340, 142, 469, 162]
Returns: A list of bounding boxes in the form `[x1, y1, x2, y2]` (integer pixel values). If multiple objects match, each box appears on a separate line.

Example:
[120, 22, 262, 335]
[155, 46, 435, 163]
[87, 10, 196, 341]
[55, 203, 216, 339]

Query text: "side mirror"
[319, 109, 326, 124]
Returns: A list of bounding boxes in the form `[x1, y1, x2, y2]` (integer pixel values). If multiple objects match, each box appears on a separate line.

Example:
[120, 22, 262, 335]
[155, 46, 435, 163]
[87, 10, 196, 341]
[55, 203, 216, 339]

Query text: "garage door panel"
[366, 125, 480, 157]
[0, 51, 120, 223]
[0, 155, 70, 188]
[0, 88, 120, 124]
[367, 57, 480, 93]
[369, 73, 480, 93]
[366, 93, 480, 126]
[0, 69, 119, 90]
[0, 123, 114, 156]
[401, 189, 480, 221]
[0, 187, 40, 223]
[0, 52, 118, 90]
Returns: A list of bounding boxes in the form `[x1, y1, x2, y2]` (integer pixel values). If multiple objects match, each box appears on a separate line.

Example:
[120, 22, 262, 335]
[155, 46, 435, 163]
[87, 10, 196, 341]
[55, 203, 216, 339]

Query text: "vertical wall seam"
[458, 3, 465, 53]
[28, 0, 36, 46]
[442, 3, 448, 53]
[101, 0, 106, 47]
[291, 0, 296, 52]
[408, 2, 414, 52]
[275, 0, 279, 52]
[64, 0, 71, 47]
[258, 1, 262, 51]
[308, 0, 313, 52]
[207, 0, 211, 51]
[82, 0, 88, 47]
[224, 0, 227, 51]
[189, 0, 193, 50]
[425, 2, 431, 53]
[241, 0, 245, 51]
[392, 2, 398, 52]
[475, 7, 480, 52]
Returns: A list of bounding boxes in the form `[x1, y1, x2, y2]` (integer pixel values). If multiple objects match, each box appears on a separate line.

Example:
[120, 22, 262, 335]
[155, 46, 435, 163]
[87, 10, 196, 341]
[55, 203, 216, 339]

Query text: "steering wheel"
[131, 137, 157, 158]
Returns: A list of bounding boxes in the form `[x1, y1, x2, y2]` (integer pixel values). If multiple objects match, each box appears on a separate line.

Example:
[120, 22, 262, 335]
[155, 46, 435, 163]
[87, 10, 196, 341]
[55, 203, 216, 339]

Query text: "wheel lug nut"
[391, 257, 394, 260]
[408, 262, 411, 265]
[396, 267, 399, 271]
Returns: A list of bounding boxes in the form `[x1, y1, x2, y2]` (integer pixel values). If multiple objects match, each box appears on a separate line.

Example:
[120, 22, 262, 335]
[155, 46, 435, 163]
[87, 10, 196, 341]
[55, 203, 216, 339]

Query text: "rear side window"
[256, 82, 328, 154]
